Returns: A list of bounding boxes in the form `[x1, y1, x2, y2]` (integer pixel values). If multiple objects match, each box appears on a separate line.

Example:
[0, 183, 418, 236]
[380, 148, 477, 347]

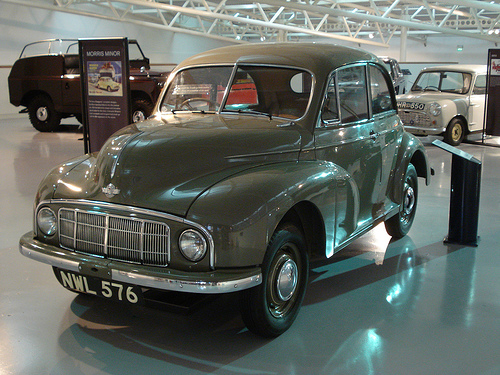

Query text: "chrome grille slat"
[399, 110, 431, 127]
[58, 208, 170, 266]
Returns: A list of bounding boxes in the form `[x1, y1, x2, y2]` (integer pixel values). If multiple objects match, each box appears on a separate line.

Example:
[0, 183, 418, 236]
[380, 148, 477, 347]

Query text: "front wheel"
[385, 163, 418, 238]
[240, 223, 309, 337]
[444, 118, 465, 146]
[131, 98, 154, 123]
[28, 95, 61, 132]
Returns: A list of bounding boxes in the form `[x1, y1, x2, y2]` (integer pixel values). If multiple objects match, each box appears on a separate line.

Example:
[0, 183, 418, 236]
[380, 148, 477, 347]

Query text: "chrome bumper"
[19, 232, 262, 294]
[404, 125, 446, 136]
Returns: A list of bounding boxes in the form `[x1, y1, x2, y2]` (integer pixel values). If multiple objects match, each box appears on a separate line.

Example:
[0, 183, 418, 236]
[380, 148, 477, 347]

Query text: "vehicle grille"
[398, 110, 431, 127]
[59, 208, 170, 266]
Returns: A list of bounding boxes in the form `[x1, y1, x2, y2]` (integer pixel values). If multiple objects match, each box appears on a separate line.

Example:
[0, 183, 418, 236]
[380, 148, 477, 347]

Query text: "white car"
[397, 65, 487, 145]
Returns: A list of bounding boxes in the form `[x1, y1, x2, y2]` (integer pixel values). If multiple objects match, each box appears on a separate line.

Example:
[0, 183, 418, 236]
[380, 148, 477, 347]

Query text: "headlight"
[37, 207, 57, 236]
[429, 102, 441, 116]
[179, 229, 207, 262]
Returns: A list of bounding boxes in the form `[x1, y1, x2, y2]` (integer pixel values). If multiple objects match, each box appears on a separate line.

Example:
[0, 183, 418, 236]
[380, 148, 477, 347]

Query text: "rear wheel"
[240, 223, 309, 337]
[385, 163, 418, 238]
[28, 95, 61, 132]
[444, 118, 465, 146]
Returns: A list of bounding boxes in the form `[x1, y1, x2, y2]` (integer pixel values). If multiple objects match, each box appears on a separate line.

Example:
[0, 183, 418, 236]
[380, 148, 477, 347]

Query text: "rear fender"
[389, 132, 431, 205]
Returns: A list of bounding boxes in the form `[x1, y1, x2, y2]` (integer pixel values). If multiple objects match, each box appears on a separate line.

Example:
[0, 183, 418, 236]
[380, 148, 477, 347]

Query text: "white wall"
[1, 2, 498, 115]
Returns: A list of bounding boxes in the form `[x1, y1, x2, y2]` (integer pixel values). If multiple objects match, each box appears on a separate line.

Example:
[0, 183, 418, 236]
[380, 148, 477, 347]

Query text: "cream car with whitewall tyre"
[397, 65, 487, 146]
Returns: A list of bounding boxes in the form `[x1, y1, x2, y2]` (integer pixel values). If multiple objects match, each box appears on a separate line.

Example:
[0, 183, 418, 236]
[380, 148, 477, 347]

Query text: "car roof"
[173, 43, 381, 74]
[419, 64, 487, 75]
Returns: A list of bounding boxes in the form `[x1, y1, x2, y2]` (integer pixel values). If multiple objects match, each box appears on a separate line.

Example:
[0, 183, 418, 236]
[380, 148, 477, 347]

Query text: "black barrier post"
[432, 140, 481, 246]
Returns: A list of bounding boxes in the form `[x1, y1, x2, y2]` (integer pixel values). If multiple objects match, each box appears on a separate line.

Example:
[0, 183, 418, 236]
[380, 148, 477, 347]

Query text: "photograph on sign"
[87, 61, 123, 96]
[490, 58, 500, 76]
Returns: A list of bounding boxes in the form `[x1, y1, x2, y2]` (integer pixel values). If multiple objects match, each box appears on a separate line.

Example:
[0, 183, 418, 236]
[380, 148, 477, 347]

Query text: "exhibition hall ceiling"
[3, 0, 500, 47]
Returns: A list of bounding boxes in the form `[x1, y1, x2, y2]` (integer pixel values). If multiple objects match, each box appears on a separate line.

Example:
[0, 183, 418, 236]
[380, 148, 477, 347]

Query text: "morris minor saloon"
[20, 43, 430, 337]
[397, 65, 487, 145]
[96, 76, 121, 92]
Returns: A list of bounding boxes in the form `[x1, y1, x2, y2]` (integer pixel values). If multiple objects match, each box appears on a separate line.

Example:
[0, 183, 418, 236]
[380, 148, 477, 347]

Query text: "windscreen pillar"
[432, 140, 481, 246]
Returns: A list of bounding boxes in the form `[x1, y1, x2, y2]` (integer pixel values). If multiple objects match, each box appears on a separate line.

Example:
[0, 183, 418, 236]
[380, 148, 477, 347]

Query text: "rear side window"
[337, 65, 369, 123]
[369, 65, 395, 115]
[321, 64, 369, 124]
[473, 74, 487, 95]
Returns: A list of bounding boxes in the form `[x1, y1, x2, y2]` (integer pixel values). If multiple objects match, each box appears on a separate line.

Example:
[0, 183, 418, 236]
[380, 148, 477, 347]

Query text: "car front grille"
[399, 110, 431, 127]
[59, 208, 170, 266]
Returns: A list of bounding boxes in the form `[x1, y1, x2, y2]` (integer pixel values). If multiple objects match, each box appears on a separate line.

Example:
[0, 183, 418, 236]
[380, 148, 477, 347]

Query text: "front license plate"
[54, 268, 143, 305]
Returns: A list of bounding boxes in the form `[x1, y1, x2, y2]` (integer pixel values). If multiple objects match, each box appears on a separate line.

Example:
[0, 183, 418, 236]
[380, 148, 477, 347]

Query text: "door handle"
[370, 130, 379, 141]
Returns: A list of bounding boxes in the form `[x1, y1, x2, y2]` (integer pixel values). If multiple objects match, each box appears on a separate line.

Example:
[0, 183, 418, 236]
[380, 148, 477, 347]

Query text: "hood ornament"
[102, 183, 120, 198]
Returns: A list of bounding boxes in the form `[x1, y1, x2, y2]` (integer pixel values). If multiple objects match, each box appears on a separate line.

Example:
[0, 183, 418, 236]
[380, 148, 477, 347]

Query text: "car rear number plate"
[55, 268, 143, 305]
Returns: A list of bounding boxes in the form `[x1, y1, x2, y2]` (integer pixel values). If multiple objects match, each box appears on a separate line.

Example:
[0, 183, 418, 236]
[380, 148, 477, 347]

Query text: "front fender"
[186, 161, 354, 268]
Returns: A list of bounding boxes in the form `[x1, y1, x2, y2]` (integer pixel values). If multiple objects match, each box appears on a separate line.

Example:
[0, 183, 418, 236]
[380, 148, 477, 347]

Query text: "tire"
[131, 98, 154, 123]
[28, 95, 61, 132]
[74, 113, 83, 124]
[444, 118, 465, 146]
[385, 163, 418, 238]
[240, 223, 309, 337]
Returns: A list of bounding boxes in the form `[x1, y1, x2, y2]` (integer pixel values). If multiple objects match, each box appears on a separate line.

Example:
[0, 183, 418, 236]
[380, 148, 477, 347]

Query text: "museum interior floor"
[1, 114, 499, 375]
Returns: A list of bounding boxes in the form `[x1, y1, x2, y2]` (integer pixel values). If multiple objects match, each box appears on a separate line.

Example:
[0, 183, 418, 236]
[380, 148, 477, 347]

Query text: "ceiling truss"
[3, 0, 500, 47]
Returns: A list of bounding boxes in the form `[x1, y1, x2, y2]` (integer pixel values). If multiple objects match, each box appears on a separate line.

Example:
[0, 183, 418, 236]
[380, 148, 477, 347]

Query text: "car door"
[315, 64, 384, 247]
[368, 64, 401, 210]
[468, 74, 487, 132]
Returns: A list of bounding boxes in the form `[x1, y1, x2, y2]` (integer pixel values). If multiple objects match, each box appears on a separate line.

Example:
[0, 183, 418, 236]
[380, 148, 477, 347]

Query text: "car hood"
[53, 114, 303, 216]
[397, 91, 464, 103]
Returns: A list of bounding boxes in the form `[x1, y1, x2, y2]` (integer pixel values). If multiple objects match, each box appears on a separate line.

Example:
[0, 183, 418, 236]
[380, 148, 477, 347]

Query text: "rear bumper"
[19, 231, 262, 294]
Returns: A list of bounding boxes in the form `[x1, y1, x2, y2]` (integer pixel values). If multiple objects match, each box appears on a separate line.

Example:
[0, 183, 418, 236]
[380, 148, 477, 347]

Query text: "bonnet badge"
[102, 183, 120, 198]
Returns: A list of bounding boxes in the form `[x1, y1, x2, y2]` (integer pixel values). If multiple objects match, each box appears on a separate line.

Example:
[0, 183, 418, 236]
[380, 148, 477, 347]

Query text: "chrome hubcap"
[36, 107, 48, 122]
[132, 110, 145, 123]
[402, 183, 415, 224]
[276, 258, 298, 302]
[452, 124, 462, 142]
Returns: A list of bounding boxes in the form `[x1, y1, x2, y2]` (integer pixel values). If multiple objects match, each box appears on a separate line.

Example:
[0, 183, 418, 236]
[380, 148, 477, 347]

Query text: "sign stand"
[432, 140, 481, 247]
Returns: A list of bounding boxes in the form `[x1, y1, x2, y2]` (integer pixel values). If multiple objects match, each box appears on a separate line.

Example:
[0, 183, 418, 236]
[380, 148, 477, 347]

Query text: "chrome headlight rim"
[179, 229, 208, 262]
[37, 207, 58, 236]
[429, 102, 442, 116]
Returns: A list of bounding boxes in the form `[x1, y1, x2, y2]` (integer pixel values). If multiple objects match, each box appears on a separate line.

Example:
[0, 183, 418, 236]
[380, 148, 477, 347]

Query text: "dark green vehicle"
[20, 43, 431, 337]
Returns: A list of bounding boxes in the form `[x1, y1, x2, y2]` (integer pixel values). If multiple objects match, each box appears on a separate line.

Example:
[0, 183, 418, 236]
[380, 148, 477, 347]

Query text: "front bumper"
[398, 109, 445, 135]
[19, 232, 262, 294]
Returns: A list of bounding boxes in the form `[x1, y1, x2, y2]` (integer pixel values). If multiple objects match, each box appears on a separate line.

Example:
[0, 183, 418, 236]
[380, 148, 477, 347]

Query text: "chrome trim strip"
[36, 199, 215, 269]
[19, 241, 261, 294]
[112, 269, 262, 294]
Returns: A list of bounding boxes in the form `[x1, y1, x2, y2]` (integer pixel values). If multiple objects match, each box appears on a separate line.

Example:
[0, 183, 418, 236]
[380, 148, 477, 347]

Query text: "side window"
[370, 65, 395, 115]
[473, 74, 487, 95]
[337, 65, 368, 123]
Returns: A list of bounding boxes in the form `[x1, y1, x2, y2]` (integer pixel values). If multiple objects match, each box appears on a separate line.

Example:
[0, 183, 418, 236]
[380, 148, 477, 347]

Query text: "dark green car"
[20, 43, 431, 337]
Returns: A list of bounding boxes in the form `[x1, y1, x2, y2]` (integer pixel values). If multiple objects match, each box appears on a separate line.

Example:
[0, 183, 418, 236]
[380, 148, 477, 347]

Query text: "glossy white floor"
[1, 114, 499, 375]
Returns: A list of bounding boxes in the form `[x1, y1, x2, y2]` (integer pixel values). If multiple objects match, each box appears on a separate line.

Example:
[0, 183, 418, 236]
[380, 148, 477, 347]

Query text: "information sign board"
[79, 38, 131, 153]
[485, 49, 500, 136]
